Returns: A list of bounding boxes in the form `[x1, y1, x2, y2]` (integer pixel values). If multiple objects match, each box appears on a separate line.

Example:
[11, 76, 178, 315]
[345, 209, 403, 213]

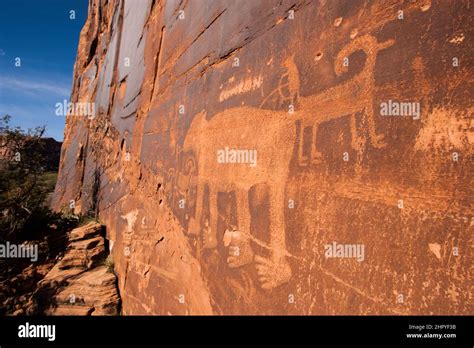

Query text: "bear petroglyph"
[184, 107, 294, 290]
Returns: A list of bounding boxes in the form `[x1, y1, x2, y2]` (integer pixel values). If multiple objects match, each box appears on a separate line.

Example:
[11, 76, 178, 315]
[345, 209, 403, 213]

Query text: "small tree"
[0, 114, 50, 241]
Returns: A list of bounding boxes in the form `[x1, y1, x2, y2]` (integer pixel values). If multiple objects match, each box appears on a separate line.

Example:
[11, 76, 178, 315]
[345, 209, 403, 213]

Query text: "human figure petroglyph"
[297, 35, 394, 165]
[182, 35, 394, 290]
[259, 54, 300, 109]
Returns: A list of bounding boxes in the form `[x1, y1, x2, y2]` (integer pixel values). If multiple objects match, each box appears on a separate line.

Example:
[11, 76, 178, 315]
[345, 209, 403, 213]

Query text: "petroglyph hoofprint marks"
[181, 35, 394, 290]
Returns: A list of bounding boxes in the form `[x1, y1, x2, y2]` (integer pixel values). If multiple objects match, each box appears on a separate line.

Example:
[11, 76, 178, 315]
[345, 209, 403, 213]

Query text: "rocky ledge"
[31, 222, 120, 315]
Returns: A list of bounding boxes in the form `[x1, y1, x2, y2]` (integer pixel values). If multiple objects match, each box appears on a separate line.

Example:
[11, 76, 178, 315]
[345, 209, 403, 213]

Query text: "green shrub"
[0, 114, 49, 241]
[104, 254, 115, 273]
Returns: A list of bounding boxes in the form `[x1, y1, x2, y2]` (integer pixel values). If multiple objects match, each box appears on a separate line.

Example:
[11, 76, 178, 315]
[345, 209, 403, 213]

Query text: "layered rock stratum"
[52, 0, 473, 314]
[1, 222, 120, 315]
[35, 222, 120, 315]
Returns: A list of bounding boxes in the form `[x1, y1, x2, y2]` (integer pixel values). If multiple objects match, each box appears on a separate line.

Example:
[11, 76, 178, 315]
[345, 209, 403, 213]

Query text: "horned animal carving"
[297, 35, 394, 165]
[182, 35, 393, 290]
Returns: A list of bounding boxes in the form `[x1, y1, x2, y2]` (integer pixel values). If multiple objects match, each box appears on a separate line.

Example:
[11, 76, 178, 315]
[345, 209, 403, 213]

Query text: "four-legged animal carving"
[184, 108, 294, 290]
[182, 35, 393, 290]
[297, 35, 394, 165]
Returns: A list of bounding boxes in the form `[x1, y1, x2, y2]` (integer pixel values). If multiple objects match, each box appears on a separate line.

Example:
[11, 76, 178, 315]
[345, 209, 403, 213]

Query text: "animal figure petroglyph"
[297, 35, 394, 165]
[184, 107, 295, 290]
[182, 35, 393, 290]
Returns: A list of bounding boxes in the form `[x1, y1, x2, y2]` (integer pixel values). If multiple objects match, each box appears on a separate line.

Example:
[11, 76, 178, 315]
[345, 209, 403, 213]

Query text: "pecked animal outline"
[184, 106, 295, 290]
[182, 34, 394, 290]
[296, 35, 394, 165]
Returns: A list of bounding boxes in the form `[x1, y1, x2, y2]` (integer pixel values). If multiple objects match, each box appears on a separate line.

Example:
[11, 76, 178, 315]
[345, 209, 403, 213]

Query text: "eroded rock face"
[34, 222, 120, 315]
[52, 0, 473, 314]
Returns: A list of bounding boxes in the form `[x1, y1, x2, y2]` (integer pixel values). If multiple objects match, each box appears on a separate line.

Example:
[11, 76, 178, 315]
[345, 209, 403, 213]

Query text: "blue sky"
[0, 0, 88, 141]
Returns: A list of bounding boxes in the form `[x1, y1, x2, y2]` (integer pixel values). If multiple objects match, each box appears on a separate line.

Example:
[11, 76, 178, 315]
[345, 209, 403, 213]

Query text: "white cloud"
[0, 76, 71, 97]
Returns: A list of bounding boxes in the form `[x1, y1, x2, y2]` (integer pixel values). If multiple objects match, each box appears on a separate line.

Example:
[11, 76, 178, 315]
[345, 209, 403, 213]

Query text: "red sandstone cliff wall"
[52, 0, 473, 314]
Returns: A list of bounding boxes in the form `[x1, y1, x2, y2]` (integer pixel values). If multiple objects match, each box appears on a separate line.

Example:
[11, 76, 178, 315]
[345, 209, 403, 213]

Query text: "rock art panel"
[53, 0, 473, 315]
